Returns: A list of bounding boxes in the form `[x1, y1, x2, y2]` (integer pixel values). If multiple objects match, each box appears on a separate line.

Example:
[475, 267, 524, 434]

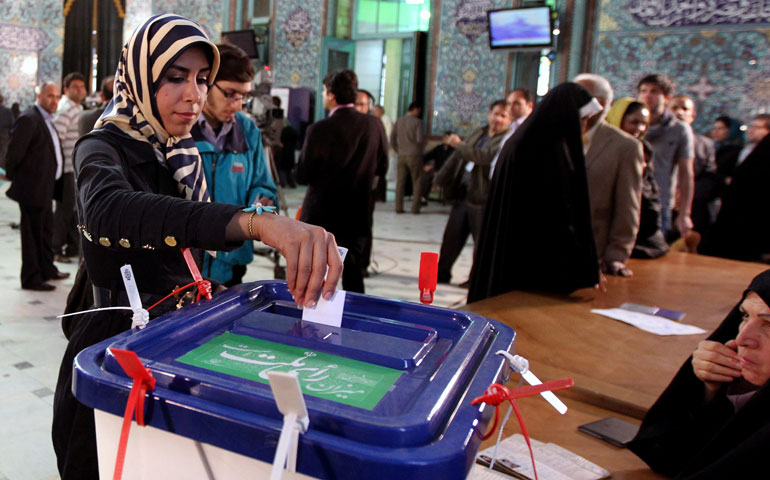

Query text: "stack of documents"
[469, 434, 610, 480]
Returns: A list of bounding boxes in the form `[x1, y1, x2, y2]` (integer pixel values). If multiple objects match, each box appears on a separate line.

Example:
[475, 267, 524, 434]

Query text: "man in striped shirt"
[53, 72, 86, 262]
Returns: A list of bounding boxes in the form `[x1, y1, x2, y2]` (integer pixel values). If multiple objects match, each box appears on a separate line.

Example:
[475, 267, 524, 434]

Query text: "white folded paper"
[591, 308, 706, 336]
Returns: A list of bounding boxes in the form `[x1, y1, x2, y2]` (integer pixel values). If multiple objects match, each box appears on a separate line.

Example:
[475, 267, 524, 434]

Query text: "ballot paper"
[301, 246, 348, 327]
[302, 290, 346, 327]
[591, 308, 707, 336]
[470, 434, 610, 480]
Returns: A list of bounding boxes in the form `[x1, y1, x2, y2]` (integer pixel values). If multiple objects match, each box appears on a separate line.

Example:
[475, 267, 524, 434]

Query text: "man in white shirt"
[53, 72, 87, 261]
[489, 88, 534, 179]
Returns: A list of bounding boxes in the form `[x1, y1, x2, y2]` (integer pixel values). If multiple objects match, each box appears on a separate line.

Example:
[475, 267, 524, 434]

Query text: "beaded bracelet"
[243, 203, 278, 242]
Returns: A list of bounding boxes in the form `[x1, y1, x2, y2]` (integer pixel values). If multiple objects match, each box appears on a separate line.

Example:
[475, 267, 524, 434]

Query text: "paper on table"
[591, 308, 706, 336]
[475, 434, 610, 480]
[466, 464, 512, 480]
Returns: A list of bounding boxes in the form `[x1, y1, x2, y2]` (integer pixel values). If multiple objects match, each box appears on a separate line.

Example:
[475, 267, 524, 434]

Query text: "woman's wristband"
[243, 203, 278, 242]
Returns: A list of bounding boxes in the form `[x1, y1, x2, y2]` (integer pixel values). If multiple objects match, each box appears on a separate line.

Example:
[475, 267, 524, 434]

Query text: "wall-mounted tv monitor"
[488, 6, 553, 50]
[221, 30, 259, 59]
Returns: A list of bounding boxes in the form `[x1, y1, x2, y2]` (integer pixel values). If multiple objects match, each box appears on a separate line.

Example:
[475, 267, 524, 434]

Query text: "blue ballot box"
[74, 281, 515, 479]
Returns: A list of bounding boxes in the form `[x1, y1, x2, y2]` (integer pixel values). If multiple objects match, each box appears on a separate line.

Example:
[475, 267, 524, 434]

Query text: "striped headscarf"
[95, 14, 220, 202]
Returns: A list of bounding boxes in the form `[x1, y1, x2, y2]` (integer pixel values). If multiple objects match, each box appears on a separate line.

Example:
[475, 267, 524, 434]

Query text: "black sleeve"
[375, 118, 388, 177]
[627, 362, 735, 476]
[295, 123, 319, 185]
[75, 135, 242, 252]
[4, 114, 35, 179]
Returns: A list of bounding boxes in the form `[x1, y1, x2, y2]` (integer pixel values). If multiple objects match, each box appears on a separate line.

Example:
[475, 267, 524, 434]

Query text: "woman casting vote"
[52, 15, 342, 479]
[628, 269, 770, 478]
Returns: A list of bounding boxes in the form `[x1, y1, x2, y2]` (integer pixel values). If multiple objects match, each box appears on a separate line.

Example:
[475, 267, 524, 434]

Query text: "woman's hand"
[226, 212, 343, 307]
[253, 214, 343, 308]
[691, 339, 742, 402]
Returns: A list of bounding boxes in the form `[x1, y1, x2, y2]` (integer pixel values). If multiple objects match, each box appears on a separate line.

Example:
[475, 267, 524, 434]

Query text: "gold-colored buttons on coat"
[119, 238, 131, 248]
[164, 236, 177, 247]
[99, 237, 111, 247]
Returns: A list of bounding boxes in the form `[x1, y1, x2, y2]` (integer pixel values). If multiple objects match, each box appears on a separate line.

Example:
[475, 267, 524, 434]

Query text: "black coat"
[53, 130, 242, 479]
[468, 83, 599, 302]
[5, 106, 61, 208]
[297, 107, 387, 247]
[628, 270, 770, 478]
[700, 134, 770, 262]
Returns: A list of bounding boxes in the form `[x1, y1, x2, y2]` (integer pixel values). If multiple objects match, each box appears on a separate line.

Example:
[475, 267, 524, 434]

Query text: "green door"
[316, 36, 356, 121]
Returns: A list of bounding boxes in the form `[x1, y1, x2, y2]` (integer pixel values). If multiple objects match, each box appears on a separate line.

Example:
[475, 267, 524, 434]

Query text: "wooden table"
[465, 252, 767, 418]
[478, 395, 665, 479]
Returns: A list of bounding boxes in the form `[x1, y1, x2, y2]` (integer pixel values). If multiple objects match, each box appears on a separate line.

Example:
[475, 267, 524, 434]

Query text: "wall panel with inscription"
[593, 0, 770, 133]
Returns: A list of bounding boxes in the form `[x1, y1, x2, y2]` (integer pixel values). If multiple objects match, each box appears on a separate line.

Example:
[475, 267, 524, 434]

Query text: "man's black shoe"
[54, 254, 72, 264]
[48, 270, 71, 280]
[23, 282, 56, 291]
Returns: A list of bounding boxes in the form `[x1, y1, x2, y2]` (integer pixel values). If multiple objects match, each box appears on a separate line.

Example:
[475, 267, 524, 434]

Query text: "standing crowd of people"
[0, 12, 768, 479]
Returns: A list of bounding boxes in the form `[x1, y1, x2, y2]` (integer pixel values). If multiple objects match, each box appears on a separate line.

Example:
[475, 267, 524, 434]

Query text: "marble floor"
[0, 182, 473, 480]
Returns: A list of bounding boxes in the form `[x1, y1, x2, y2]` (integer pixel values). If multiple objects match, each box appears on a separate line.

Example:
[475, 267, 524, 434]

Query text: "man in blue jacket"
[192, 43, 278, 285]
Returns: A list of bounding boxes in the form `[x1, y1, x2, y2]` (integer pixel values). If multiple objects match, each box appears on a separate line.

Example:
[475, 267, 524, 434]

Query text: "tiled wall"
[430, 0, 512, 136]
[273, 0, 324, 88]
[151, 0, 226, 41]
[0, 0, 63, 110]
[593, 0, 770, 134]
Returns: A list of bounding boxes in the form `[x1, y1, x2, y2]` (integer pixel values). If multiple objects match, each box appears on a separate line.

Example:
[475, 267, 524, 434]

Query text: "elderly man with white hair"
[574, 73, 645, 276]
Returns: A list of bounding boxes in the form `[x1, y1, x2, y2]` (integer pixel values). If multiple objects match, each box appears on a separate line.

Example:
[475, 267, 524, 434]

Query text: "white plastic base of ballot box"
[94, 410, 317, 480]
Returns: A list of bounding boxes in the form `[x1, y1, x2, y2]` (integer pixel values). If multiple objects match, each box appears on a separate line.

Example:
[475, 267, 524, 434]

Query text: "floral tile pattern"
[152, 0, 226, 42]
[0, 0, 62, 110]
[273, 0, 324, 89]
[594, 0, 770, 134]
[431, 0, 512, 137]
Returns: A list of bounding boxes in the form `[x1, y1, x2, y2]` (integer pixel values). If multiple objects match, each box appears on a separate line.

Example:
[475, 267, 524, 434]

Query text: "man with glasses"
[192, 43, 278, 286]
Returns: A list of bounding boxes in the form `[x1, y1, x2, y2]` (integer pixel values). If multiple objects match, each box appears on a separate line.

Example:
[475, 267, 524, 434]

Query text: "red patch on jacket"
[232, 162, 245, 173]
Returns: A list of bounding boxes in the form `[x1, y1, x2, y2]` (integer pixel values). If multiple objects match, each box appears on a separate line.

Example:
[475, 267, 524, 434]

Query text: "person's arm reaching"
[225, 212, 342, 308]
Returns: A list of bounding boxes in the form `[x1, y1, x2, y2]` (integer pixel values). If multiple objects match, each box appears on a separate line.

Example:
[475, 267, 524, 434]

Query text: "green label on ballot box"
[177, 332, 403, 410]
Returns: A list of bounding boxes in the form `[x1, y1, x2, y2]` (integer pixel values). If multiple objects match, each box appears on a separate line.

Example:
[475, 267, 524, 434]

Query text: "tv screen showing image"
[488, 6, 553, 50]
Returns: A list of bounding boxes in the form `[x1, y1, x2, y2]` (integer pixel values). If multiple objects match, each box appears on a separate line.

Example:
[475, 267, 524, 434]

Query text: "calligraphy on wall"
[284, 6, 312, 49]
[629, 0, 770, 27]
[455, 0, 495, 42]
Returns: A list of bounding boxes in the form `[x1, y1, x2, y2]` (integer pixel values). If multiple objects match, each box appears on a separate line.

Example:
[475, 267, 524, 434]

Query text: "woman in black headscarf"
[628, 269, 770, 478]
[52, 15, 341, 479]
[468, 82, 602, 302]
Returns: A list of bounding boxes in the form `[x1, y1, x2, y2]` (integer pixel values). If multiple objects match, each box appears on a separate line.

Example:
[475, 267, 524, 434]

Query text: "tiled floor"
[0, 181, 473, 480]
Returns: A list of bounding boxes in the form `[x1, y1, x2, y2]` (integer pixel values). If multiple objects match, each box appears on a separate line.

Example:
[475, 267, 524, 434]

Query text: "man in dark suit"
[5, 82, 70, 290]
[297, 69, 388, 293]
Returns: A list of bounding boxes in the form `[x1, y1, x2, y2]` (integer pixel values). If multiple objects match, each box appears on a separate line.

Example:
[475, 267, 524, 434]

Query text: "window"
[355, 0, 430, 36]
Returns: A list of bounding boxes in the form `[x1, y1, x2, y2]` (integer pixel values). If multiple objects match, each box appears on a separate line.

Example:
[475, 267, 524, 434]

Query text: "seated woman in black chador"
[629, 269, 770, 478]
